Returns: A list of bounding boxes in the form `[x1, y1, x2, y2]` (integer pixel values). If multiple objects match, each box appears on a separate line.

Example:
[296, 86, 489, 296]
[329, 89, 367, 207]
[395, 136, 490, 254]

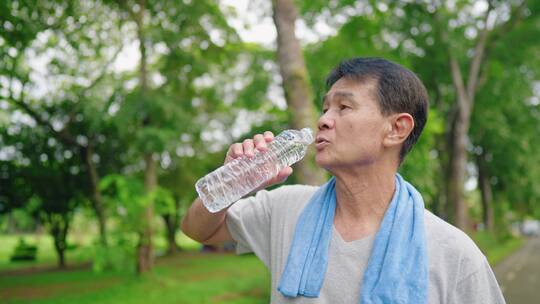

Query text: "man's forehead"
[322, 91, 355, 104]
[323, 78, 377, 105]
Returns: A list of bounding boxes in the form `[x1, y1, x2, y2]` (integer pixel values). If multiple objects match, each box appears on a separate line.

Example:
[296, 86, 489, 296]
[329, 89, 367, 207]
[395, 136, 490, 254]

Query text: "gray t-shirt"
[226, 184, 506, 303]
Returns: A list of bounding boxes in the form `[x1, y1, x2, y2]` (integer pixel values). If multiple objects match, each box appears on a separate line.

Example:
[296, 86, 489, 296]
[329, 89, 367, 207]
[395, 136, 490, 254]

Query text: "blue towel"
[278, 174, 428, 303]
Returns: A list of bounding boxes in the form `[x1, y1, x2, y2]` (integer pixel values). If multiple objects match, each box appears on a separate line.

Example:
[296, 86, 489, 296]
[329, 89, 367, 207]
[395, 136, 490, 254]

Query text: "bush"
[9, 238, 38, 262]
[66, 242, 78, 251]
[91, 236, 137, 273]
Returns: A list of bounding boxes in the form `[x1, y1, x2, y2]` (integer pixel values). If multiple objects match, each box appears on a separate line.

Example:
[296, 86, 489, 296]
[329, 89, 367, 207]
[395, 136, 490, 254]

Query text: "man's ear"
[383, 113, 414, 148]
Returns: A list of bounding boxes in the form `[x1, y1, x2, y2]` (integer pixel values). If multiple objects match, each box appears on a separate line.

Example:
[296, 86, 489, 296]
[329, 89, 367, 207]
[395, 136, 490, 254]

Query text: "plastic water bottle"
[196, 128, 314, 213]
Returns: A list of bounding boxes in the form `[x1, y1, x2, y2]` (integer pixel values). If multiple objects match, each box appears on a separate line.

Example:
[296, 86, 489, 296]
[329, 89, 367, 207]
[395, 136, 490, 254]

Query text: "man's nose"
[317, 112, 335, 130]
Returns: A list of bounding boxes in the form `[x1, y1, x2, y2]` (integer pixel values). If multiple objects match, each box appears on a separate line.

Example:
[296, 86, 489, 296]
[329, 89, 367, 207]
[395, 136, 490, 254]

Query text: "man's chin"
[315, 156, 332, 169]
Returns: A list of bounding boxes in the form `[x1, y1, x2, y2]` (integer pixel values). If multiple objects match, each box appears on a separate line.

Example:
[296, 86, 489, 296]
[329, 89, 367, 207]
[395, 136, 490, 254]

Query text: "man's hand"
[181, 130, 293, 245]
[224, 131, 293, 192]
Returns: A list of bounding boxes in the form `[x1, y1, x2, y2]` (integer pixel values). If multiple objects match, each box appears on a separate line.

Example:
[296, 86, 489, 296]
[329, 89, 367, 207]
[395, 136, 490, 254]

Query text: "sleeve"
[225, 188, 275, 266]
[454, 257, 506, 304]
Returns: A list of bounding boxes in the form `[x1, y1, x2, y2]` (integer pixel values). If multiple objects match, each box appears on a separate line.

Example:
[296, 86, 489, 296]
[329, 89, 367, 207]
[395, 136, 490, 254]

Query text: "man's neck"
[332, 163, 397, 241]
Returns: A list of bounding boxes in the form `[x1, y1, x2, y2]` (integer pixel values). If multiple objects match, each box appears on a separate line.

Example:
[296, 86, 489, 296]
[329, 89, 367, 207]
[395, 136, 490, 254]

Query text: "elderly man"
[181, 58, 505, 303]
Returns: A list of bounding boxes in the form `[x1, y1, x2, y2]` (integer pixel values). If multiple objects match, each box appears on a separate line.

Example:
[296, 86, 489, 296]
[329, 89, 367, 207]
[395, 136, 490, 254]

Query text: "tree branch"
[449, 56, 468, 109]
[432, 3, 467, 108]
[485, 1, 527, 50]
[62, 45, 124, 128]
[10, 96, 78, 146]
[480, 1, 527, 78]
[8, 45, 123, 148]
[466, 1, 493, 100]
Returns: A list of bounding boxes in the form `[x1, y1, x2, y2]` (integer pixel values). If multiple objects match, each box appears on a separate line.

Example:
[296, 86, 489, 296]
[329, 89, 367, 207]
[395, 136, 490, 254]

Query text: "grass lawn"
[1, 233, 269, 303]
[486, 237, 523, 265]
[0, 253, 270, 304]
[0, 231, 524, 303]
[471, 232, 524, 266]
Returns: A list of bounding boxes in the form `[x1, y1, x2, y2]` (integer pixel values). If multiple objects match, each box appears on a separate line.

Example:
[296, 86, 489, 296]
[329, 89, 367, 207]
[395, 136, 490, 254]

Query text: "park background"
[1, 0, 539, 303]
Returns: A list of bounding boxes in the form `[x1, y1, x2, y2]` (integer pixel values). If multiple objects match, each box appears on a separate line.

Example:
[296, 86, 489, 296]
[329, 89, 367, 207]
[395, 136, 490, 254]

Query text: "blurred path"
[494, 236, 540, 303]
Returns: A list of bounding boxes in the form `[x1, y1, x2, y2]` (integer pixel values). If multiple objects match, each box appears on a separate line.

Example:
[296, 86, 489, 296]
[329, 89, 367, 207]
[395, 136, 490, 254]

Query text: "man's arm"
[180, 131, 293, 245]
[180, 197, 232, 245]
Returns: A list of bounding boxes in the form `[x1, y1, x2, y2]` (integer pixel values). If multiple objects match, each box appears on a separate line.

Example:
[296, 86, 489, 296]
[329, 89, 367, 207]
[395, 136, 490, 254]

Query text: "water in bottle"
[195, 128, 314, 213]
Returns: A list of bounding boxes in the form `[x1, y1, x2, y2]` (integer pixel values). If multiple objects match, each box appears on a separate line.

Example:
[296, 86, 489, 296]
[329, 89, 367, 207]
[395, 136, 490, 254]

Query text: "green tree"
[0, 0, 128, 246]
[398, 0, 540, 229]
[1, 123, 88, 268]
[471, 47, 540, 230]
[107, 0, 277, 272]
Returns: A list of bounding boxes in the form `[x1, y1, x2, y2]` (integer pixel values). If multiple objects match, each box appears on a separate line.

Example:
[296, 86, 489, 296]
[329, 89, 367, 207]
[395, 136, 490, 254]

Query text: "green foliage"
[306, 12, 404, 109]
[100, 174, 147, 228]
[400, 108, 445, 207]
[91, 238, 137, 273]
[97, 173, 179, 270]
[471, 44, 540, 219]
[2, 0, 284, 270]
[100, 174, 176, 228]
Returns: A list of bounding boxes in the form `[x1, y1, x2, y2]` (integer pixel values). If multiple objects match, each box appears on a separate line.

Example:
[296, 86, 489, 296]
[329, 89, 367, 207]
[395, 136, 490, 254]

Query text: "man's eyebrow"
[322, 91, 357, 106]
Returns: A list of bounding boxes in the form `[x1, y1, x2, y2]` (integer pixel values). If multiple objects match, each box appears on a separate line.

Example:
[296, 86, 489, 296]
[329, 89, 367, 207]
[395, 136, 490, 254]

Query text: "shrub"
[10, 238, 38, 262]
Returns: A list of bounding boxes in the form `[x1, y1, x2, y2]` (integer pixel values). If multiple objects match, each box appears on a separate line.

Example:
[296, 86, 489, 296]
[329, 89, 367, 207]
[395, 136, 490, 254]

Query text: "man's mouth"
[315, 136, 330, 149]
[316, 135, 330, 143]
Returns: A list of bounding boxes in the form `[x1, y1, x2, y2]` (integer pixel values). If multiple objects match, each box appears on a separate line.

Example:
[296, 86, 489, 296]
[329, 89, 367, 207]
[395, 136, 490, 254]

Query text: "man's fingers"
[276, 166, 293, 182]
[225, 130, 274, 165]
[264, 131, 274, 142]
[253, 134, 267, 151]
[243, 139, 255, 158]
[231, 143, 243, 158]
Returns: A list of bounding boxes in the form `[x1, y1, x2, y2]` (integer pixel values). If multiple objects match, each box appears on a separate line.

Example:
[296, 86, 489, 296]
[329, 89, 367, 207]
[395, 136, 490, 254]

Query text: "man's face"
[315, 77, 389, 170]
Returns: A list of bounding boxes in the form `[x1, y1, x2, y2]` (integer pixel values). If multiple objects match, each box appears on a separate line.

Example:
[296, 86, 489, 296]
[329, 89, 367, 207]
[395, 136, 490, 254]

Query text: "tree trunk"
[476, 150, 494, 232]
[434, 132, 450, 219]
[429, 85, 448, 219]
[49, 213, 70, 269]
[446, 94, 471, 230]
[137, 154, 156, 273]
[441, 5, 491, 231]
[271, 0, 326, 186]
[56, 246, 65, 268]
[82, 145, 107, 246]
[135, 0, 154, 274]
[163, 213, 179, 255]
[446, 132, 468, 230]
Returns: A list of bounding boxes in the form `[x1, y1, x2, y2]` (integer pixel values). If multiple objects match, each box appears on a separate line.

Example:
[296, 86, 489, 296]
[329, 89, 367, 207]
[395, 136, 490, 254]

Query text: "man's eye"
[322, 109, 328, 113]
[340, 105, 350, 110]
